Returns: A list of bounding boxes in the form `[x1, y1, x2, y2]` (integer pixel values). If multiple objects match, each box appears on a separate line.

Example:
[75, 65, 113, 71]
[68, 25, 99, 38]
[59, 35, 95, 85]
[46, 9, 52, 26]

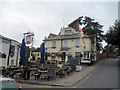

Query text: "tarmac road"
[73, 58, 119, 88]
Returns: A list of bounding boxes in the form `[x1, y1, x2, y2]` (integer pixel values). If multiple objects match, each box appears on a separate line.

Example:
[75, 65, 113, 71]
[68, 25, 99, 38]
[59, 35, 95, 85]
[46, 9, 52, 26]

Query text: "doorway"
[61, 52, 66, 62]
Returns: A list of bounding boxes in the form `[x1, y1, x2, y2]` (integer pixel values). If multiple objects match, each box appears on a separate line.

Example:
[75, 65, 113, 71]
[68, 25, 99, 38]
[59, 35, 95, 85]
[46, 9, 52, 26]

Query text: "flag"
[80, 28, 85, 44]
[80, 28, 83, 36]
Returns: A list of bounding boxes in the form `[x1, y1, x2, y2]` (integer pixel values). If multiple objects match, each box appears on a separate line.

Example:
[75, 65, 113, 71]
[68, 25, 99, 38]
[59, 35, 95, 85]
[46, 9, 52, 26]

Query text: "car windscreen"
[2, 81, 19, 89]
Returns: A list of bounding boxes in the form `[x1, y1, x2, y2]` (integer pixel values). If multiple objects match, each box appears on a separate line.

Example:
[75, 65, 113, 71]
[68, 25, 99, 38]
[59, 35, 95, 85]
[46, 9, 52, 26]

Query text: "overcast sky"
[0, 0, 118, 47]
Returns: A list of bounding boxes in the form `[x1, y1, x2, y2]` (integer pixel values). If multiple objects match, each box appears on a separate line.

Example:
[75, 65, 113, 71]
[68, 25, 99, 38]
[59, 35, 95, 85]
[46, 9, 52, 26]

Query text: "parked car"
[0, 75, 22, 90]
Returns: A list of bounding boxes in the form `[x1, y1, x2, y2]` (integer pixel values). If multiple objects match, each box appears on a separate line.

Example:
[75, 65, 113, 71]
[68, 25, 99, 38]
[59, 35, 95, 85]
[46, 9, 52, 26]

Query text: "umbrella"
[19, 38, 26, 66]
[40, 42, 45, 63]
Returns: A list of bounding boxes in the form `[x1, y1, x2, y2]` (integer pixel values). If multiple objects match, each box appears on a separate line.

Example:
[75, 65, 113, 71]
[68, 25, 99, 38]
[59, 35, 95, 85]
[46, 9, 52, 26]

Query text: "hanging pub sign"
[25, 34, 32, 45]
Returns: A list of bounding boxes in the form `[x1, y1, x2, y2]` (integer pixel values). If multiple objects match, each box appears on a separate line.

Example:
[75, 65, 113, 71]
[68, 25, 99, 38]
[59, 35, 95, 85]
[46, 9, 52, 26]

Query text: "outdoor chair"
[35, 71, 40, 80]
[58, 69, 65, 78]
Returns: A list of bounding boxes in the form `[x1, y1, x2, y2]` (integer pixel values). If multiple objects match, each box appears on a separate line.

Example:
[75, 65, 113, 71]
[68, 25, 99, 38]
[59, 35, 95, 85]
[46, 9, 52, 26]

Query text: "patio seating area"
[2, 62, 74, 81]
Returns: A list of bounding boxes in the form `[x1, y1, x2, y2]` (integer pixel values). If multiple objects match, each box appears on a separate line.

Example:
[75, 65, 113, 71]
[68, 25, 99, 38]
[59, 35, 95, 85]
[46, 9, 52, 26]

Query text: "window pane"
[63, 40, 68, 47]
[10, 45, 15, 57]
[51, 52, 56, 59]
[52, 41, 56, 47]
[75, 52, 81, 57]
[76, 39, 80, 46]
[84, 52, 89, 58]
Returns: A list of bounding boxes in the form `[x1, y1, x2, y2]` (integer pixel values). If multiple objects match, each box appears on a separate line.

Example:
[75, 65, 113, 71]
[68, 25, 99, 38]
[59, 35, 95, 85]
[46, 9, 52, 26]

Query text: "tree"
[82, 16, 104, 51]
[68, 16, 83, 31]
[104, 20, 120, 55]
[68, 16, 104, 51]
[103, 44, 119, 56]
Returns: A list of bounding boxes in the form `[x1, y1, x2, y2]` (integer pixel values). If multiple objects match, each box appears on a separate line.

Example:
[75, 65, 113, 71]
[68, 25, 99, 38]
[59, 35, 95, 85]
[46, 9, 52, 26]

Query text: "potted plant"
[56, 52, 62, 57]
[67, 53, 72, 58]
[46, 52, 51, 57]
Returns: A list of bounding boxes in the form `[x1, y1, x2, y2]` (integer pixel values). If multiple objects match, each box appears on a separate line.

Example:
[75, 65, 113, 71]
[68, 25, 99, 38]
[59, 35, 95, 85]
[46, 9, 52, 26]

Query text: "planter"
[76, 66, 82, 72]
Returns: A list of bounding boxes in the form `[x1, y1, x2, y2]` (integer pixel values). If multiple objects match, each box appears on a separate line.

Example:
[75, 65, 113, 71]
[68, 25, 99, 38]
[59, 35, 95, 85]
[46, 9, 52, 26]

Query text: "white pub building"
[0, 35, 21, 68]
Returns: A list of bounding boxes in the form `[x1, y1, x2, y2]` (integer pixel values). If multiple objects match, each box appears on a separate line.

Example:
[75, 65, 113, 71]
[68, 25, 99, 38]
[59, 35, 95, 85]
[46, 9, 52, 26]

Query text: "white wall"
[2, 40, 10, 67]
[0, 36, 20, 68]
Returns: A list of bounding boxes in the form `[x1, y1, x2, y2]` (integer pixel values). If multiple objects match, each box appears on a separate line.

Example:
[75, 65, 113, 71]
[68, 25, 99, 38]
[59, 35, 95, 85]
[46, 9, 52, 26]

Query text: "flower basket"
[56, 52, 62, 57]
[46, 52, 51, 57]
[67, 54, 72, 58]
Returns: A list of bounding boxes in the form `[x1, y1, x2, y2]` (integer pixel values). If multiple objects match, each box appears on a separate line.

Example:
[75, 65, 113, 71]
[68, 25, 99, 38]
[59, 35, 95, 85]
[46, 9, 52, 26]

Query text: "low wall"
[97, 53, 117, 60]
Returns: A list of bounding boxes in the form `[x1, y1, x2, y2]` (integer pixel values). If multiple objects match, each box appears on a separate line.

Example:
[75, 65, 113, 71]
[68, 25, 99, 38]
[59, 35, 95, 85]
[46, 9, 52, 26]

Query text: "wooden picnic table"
[30, 68, 37, 71]
[14, 70, 23, 74]
[12, 70, 23, 79]
[30, 68, 38, 75]
[7, 67, 19, 71]
[38, 70, 50, 80]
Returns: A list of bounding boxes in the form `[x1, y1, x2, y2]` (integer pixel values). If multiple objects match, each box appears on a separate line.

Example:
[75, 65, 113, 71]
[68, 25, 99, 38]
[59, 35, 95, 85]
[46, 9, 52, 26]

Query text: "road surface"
[73, 58, 119, 88]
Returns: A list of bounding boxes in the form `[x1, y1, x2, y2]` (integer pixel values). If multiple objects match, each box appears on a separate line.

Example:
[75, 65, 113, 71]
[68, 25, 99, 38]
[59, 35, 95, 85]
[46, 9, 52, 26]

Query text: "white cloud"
[0, 1, 118, 47]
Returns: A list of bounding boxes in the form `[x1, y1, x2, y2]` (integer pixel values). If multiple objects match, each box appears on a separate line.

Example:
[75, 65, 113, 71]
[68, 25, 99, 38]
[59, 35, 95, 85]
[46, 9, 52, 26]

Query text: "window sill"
[75, 46, 80, 48]
[52, 47, 56, 49]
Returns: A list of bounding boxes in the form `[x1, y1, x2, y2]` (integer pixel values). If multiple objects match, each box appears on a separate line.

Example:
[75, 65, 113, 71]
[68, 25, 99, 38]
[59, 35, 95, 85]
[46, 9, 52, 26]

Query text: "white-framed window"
[51, 52, 56, 60]
[75, 52, 81, 57]
[10, 45, 15, 57]
[63, 40, 68, 47]
[52, 40, 56, 48]
[76, 39, 80, 47]
[83, 51, 90, 58]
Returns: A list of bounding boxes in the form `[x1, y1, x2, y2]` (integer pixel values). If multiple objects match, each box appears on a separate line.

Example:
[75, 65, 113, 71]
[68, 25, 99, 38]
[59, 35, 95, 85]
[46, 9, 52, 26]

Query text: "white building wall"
[0, 35, 21, 68]
[2, 40, 10, 68]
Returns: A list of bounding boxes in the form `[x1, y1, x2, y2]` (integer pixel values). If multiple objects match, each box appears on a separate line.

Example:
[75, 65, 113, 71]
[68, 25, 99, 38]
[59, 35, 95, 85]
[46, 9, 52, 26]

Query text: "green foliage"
[104, 20, 120, 55]
[56, 52, 62, 57]
[68, 16, 104, 51]
[103, 44, 119, 56]
[67, 54, 72, 58]
[46, 52, 51, 57]
[105, 20, 120, 46]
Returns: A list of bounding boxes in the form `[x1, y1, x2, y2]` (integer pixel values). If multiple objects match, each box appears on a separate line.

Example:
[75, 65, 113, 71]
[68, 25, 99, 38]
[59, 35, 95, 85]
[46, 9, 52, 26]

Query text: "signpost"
[23, 32, 34, 48]
[23, 31, 34, 80]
